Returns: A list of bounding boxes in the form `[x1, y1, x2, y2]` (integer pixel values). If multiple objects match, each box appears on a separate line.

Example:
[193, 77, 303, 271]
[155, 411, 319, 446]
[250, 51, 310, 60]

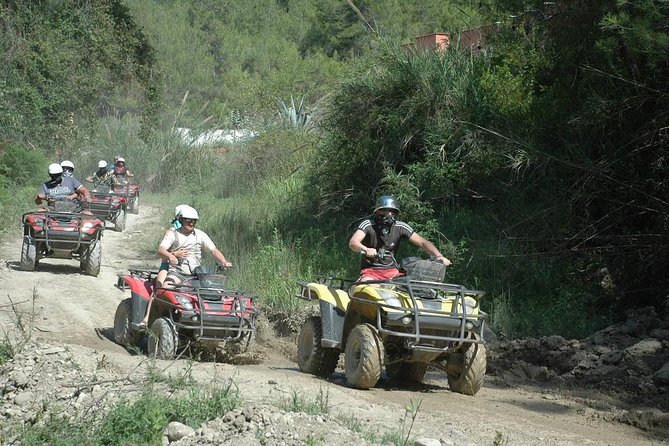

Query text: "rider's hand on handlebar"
[361, 247, 378, 258]
[435, 256, 452, 267]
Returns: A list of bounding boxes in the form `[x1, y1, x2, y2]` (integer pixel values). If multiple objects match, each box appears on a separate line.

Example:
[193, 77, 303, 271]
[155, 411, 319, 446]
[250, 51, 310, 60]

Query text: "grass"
[18, 370, 240, 446]
[279, 386, 331, 415]
[338, 398, 423, 446]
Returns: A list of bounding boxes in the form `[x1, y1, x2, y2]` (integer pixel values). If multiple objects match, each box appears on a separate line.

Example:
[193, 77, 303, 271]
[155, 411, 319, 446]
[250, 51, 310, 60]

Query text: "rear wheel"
[80, 240, 101, 276]
[114, 209, 126, 232]
[386, 361, 428, 384]
[147, 317, 178, 360]
[297, 316, 340, 377]
[20, 236, 37, 271]
[113, 298, 140, 347]
[344, 324, 382, 389]
[447, 343, 487, 396]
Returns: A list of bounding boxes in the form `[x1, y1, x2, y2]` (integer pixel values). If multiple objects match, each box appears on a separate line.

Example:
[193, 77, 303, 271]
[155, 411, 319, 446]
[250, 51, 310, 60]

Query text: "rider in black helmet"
[348, 195, 451, 281]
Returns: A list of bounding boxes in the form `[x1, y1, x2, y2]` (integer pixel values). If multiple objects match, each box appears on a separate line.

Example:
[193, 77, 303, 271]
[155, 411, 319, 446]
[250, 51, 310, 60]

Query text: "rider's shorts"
[359, 267, 403, 282]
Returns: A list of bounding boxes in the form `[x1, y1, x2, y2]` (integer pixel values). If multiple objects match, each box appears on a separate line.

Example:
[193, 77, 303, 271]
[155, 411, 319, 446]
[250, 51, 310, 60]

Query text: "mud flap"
[319, 299, 345, 348]
[131, 291, 148, 324]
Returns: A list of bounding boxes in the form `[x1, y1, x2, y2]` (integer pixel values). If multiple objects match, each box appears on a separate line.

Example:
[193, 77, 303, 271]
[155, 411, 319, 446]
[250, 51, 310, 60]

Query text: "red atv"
[113, 175, 140, 214]
[86, 184, 127, 232]
[113, 266, 258, 359]
[20, 200, 105, 276]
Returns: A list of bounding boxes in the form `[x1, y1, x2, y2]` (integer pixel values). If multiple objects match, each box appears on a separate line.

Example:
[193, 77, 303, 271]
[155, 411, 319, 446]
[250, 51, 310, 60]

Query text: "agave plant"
[276, 95, 312, 129]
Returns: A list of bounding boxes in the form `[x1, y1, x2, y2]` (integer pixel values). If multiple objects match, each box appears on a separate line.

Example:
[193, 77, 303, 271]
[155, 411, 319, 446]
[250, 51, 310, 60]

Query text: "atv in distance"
[85, 184, 127, 232]
[113, 266, 258, 360]
[20, 199, 104, 276]
[113, 174, 140, 215]
[295, 252, 488, 395]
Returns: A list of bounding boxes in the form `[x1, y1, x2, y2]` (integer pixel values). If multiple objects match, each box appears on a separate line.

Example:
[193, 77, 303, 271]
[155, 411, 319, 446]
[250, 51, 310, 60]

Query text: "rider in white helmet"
[140, 205, 232, 327]
[35, 163, 91, 205]
[85, 160, 119, 189]
[60, 160, 75, 177]
[158, 205, 231, 282]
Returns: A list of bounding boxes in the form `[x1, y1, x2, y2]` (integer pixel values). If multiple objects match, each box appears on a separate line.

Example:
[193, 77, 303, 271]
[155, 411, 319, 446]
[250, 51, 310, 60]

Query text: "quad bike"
[295, 251, 488, 395]
[20, 199, 105, 276]
[113, 266, 258, 360]
[85, 184, 128, 232]
[113, 174, 140, 215]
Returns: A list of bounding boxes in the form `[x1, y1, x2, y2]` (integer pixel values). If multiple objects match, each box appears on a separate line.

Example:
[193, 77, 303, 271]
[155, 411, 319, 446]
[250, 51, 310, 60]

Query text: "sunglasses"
[181, 218, 198, 225]
[377, 208, 398, 215]
[62, 167, 74, 172]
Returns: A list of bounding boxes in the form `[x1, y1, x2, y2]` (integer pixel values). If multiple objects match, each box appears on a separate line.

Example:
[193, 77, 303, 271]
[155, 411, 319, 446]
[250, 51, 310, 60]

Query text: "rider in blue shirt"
[35, 163, 91, 205]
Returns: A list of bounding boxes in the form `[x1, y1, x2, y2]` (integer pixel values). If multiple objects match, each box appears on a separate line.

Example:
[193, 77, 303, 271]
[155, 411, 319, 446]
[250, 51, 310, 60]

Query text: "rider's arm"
[76, 185, 91, 201]
[408, 233, 451, 266]
[158, 230, 179, 265]
[200, 232, 232, 267]
[349, 229, 377, 257]
[211, 248, 232, 268]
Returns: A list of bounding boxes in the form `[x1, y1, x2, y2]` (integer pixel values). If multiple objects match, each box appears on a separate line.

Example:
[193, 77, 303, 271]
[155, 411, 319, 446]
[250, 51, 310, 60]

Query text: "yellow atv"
[295, 253, 488, 395]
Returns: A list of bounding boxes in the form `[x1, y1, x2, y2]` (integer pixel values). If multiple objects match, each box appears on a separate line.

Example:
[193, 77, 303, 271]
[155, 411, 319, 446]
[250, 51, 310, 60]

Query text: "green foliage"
[0, 144, 48, 186]
[307, 42, 509, 217]
[0, 0, 161, 147]
[20, 380, 239, 446]
[276, 95, 313, 129]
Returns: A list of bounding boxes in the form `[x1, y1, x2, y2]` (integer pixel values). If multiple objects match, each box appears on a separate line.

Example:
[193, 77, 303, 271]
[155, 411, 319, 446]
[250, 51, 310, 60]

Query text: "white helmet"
[177, 205, 199, 220]
[98, 160, 108, 169]
[117, 157, 125, 163]
[174, 204, 188, 217]
[60, 160, 74, 169]
[48, 163, 63, 175]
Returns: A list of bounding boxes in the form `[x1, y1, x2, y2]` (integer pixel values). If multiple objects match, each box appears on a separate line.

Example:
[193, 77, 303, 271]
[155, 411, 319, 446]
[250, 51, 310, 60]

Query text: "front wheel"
[114, 209, 126, 232]
[80, 241, 101, 276]
[297, 316, 340, 377]
[447, 343, 487, 396]
[147, 317, 178, 360]
[20, 236, 37, 271]
[344, 324, 383, 389]
[129, 195, 139, 214]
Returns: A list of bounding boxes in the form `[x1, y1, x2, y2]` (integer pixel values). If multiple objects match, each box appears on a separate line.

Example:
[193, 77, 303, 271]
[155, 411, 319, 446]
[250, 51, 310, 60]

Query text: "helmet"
[374, 195, 400, 213]
[174, 204, 189, 217]
[98, 160, 108, 169]
[60, 160, 74, 169]
[116, 157, 125, 163]
[114, 154, 121, 162]
[177, 205, 199, 220]
[48, 163, 63, 175]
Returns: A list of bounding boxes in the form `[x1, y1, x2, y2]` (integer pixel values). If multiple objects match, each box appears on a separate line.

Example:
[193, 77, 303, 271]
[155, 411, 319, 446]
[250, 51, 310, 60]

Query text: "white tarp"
[175, 127, 258, 147]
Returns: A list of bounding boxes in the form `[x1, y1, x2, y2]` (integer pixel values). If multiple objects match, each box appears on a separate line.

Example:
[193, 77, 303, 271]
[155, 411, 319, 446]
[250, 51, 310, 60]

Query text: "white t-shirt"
[159, 228, 217, 274]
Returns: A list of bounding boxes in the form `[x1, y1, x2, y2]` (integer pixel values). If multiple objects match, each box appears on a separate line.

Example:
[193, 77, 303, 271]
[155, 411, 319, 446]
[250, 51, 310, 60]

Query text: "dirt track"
[0, 206, 667, 445]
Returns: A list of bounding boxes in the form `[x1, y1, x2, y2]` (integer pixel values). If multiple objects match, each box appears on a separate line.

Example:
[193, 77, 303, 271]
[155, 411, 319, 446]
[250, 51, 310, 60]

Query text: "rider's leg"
[140, 261, 169, 327]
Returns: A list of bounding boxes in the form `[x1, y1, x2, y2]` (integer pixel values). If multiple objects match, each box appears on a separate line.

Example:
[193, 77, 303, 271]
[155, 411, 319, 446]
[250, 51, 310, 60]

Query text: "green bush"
[0, 144, 48, 186]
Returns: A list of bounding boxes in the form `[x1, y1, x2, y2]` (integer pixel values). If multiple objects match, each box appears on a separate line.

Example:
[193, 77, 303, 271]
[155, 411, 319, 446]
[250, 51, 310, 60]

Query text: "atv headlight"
[175, 294, 194, 310]
[380, 295, 402, 309]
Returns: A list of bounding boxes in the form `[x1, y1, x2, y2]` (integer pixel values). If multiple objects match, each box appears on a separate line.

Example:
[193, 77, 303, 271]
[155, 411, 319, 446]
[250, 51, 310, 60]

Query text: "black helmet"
[374, 195, 400, 213]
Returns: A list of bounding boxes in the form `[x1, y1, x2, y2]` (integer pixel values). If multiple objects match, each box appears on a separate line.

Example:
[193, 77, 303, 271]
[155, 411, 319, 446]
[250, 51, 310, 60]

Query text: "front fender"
[299, 282, 349, 312]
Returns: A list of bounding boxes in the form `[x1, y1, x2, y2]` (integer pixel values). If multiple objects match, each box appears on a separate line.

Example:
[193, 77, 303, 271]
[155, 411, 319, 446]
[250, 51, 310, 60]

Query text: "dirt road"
[0, 207, 665, 445]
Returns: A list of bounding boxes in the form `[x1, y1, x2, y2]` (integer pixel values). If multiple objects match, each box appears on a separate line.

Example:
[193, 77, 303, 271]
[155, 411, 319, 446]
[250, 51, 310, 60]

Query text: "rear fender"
[117, 275, 153, 299]
[117, 275, 153, 324]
